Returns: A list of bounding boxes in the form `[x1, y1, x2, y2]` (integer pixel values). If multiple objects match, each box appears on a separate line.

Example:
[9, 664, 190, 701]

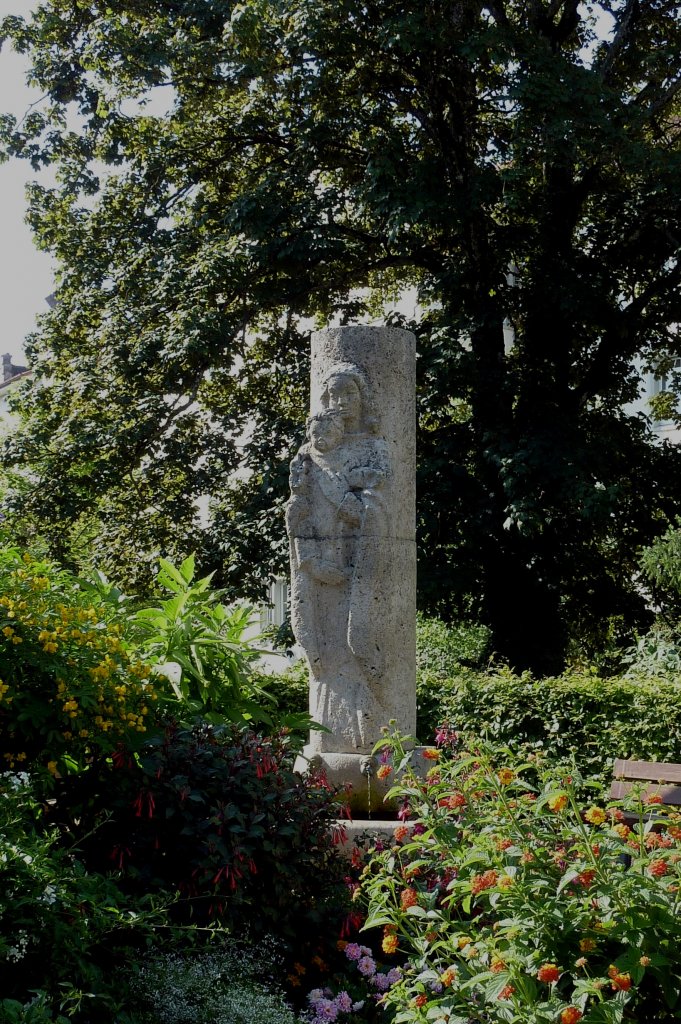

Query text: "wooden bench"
[609, 758, 681, 819]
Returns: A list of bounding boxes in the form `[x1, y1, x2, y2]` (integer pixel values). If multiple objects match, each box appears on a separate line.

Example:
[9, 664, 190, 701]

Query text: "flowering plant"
[358, 730, 681, 1023]
[77, 720, 350, 943]
[0, 548, 159, 777]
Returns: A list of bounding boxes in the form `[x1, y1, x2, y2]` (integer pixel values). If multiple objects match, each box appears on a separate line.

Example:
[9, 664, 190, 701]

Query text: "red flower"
[561, 1009, 583, 1024]
[608, 965, 632, 991]
[537, 963, 561, 983]
[649, 859, 668, 877]
[471, 869, 498, 894]
[498, 984, 515, 1000]
[400, 886, 419, 909]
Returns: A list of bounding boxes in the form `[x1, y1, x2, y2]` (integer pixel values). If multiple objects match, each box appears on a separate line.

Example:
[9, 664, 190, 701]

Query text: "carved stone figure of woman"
[286, 363, 390, 752]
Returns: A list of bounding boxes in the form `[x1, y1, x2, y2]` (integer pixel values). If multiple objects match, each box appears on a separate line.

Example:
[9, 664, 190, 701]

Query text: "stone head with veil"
[286, 360, 392, 752]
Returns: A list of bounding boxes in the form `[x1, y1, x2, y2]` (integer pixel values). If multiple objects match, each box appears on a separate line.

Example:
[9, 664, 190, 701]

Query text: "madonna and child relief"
[286, 327, 416, 757]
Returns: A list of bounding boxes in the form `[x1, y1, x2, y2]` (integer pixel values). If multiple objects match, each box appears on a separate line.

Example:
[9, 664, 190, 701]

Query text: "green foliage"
[3, 2, 681, 670]
[416, 667, 681, 786]
[76, 720, 350, 944]
[0, 771, 168, 1019]
[253, 659, 309, 721]
[127, 939, 301, 1024]
[416, 614, 491, 677]
[621, 626, 681, 681]
[130, 554, 274, 727]
[639, 523, 681, 620]
[360, 733, 681, 1023]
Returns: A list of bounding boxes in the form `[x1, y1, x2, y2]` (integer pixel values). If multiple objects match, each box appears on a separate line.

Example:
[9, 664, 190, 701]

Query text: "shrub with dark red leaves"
[78, 720, 351, 944]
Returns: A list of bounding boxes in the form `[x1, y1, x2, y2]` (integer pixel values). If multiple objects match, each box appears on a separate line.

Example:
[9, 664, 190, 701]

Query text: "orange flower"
[614, 823, 631, 840]
[382, 933, 399, 955]
[422, 748, 440, 761]
[498, 984, 515, 1000]
[376, 764, 393, 780]
[649, 859, 668, 877]
[393, 824, 410, 842]
[645, 793, 664, 805]
[471, 869, 498, 894]
[440, 791, 466, 810]
[561, 1009, 583, 1024]
[412, 994, 428, 1008]
[584, 806, 607, 826]
[548, 794, 568, 813]
[440, 967, 457, 987]
[400, 887, 419, 910]
[608, 967, 632, 992]
[579, 939, 596, 953]
[491, 958, 507, 973]
[496, 837, 513, 851]
[576, 869, 596, 887]
[537, 963, 561, 984]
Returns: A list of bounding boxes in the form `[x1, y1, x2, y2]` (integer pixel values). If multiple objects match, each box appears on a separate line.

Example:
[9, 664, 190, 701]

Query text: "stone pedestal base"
[295, 746, 434, 816]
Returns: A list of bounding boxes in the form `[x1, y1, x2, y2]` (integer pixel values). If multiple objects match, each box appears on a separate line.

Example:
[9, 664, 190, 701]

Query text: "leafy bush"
[621, 626, 681, 679]
[128, 938, 302, 1024]
[128, 555, 276, 726]
[256, 658, 309, 720]
[416, 667, 681, 785]
[639, 522, 681, 619]
[0, 771, 167, 1019]
[359, 731, 681, 1023]
[76, 720, 350, 943]
[0, 547, 160, 777]
[416, 614, 491, 677]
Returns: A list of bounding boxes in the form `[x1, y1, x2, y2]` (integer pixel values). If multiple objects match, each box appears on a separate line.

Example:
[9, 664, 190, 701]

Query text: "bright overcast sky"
[0, 29, 54, 365]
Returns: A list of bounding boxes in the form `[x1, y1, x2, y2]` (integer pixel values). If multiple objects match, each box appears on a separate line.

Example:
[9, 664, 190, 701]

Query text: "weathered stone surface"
[287, 325, 416, 778]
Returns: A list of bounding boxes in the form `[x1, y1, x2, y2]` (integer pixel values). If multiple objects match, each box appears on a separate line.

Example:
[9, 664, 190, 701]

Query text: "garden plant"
[353, 730, 681, 1023]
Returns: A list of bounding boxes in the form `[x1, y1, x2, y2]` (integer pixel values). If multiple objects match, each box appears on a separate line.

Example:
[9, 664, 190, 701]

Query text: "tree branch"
[597, 0, 639, 83]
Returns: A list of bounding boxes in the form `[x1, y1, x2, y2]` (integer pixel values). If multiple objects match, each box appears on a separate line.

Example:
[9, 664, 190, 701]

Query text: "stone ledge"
[335, 818, 399, 857]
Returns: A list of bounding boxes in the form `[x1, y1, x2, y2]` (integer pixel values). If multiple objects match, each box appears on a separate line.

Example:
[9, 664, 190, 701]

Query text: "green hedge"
[417, 666, 681, 783]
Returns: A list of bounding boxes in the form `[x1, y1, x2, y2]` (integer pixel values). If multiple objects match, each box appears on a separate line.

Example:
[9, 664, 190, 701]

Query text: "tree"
[1, 0, 681, 672]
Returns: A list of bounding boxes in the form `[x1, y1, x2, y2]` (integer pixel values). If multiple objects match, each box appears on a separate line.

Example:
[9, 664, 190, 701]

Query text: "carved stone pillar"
[288, 325, 416, 811]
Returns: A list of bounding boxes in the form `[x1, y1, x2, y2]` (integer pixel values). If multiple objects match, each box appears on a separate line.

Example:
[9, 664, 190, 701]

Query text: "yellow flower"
[2, 626, 15, 638]
[47, 761, 58, 776]
[548, 793, 568, 813]
[584, 806, 607, 826]
[497, 768, 515, 786]
[579, 938, 596, 952]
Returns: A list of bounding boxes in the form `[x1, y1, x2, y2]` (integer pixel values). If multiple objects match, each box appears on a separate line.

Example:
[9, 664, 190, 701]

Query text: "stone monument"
[288, 325, 417, 812]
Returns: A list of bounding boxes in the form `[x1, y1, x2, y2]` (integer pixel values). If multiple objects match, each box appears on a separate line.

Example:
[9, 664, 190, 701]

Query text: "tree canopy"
[2, 0, 681, 671]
